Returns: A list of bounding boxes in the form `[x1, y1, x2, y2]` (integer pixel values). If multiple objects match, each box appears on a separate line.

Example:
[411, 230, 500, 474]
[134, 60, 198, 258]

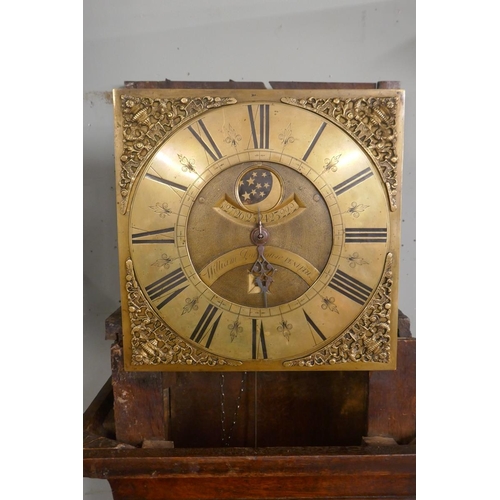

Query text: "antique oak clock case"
[113, 88, 404, 372]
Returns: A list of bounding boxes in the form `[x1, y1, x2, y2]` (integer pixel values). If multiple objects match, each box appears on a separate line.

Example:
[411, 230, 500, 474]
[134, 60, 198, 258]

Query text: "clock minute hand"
[250, 212, 276, 308]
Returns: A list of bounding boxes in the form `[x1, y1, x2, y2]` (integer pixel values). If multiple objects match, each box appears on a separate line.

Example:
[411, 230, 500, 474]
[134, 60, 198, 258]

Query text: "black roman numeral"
[190, 304, 222, 348]
[328, 270, 372, 305]
[302, 122, 327, 161]
[132, 227, 174, 244]
[303, 311, 327, 342]
[345, 227, 387, 243]
[187, 119, 223, 162]
[145, 173, 188, 192]
[252, 319, 268, 359]
[248, 104, 270, 149]
[145, 268, 189, 309]
[333, 167, 373, 195]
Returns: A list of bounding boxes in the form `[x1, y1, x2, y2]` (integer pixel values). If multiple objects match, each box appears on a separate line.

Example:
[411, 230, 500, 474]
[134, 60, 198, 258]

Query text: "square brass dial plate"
[113, 87, 404, 371]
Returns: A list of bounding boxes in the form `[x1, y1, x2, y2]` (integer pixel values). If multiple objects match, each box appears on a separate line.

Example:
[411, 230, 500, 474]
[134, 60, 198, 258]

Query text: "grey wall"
[83, 1, 415, 497]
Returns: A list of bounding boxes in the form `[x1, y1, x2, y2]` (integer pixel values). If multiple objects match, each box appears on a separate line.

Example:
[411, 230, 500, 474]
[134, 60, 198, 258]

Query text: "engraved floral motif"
[283, 253, 394, 367]
[279, 124, 295, 147]
[223, 123, 242, 148]
[323, 154, 341, 172]
[149, 202, 172, 218]
[278, 320, 293, 341]
[182, 297, 199, 315]
[228, 320, 243, 342]
[344, 201, 369, 218]
[151, 253, 174, 270]
[344, 252, 369, 268]
[320, 296, 339, 313]
[178, 153, 197, 174]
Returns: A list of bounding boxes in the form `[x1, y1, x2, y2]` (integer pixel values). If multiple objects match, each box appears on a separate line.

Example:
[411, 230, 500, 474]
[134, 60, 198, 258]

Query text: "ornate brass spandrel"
[117, 95, 237, 214]
[125, 259, 242, 367]
[283, 252, 394, 368]
[281, 96, 401, 211]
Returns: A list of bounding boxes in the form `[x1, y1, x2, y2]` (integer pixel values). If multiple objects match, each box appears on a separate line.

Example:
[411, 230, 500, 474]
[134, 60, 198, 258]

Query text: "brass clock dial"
[114, 88, 404, 371]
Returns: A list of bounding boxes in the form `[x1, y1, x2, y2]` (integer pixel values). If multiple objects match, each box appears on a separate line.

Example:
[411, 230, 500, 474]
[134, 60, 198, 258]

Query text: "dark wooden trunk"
[84, 308, 415, 499]
[111, 341, 371, 449]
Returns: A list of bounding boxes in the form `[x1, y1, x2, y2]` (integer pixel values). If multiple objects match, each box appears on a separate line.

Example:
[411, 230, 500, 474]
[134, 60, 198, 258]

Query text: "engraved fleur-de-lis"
[151, 253, 174, 269]
[279, 124, 295, 146]
[178, 153, 197, 174]
[321, 296, 339, 313]
[344, 201, 369, 218]
[323, 154, 341, 172]
[345, 252, 369, 268]
[228, 320, 243, 342]
[223, 123, 242, 148]
[150, 202, 172, 218]
[277, 320, 293, 340]
[182, 297, 199, 315]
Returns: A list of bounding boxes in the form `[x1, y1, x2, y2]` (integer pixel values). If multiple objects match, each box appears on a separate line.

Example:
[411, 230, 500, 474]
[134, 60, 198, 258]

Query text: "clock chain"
[220, 372, 247, 446]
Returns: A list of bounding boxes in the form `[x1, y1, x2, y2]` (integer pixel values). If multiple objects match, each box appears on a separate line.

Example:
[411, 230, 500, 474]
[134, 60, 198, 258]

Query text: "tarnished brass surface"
[113, 88, 404, 371]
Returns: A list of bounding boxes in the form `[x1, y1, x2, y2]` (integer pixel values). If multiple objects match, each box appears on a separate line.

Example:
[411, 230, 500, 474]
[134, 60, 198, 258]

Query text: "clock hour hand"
[250, 212, 276, 307]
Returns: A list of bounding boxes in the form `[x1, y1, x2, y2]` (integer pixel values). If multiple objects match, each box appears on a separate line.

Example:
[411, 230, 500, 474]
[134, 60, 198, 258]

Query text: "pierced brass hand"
[250, 211, 276, 307]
